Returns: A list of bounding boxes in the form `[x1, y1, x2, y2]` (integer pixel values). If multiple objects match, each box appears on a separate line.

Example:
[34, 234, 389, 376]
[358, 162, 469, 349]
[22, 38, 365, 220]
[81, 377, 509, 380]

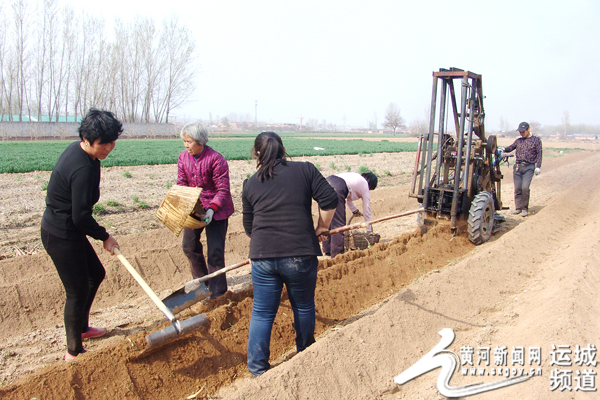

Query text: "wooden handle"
[325, 208, 423, 236]
[114, 248, 177, 323]
[183, 259, 251, 293]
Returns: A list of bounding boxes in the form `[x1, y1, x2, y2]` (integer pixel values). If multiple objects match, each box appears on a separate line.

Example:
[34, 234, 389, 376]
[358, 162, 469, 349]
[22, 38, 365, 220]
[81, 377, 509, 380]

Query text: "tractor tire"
[467, 191, 495, 245]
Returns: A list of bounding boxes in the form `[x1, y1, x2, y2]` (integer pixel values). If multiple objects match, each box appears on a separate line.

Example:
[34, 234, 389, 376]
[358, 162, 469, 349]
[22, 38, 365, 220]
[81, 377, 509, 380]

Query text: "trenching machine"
[409, 68, 510, 244]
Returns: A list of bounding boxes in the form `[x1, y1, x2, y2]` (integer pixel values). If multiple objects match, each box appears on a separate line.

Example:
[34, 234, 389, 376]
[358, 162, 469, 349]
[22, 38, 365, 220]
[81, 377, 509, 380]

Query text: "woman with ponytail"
[242, 131, 338, 377]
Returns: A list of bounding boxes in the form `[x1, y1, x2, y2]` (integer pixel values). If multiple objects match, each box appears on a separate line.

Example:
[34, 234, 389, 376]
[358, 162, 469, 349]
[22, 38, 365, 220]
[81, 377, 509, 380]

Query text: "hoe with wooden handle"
[114, 248, 209, 350]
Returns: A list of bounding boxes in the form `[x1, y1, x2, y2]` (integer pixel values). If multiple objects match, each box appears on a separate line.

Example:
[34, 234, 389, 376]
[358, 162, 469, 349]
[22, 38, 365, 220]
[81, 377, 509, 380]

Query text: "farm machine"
[409, 68, 509, 244]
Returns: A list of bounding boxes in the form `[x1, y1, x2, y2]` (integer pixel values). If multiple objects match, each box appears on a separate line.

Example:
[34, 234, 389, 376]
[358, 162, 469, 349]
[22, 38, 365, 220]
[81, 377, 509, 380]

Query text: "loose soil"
[0, 139, 598, 399]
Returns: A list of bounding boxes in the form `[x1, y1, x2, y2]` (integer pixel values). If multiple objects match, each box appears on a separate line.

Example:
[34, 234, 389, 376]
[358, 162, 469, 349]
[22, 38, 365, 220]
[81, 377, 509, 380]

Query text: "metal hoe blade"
[145, 314, 209, 350]
[162, 282, 211, 315]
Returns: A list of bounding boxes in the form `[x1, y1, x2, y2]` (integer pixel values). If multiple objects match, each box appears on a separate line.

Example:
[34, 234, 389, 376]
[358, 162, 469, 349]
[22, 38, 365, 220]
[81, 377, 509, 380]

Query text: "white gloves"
[534, 168, 541, 176]
[202, 208, 215, 224]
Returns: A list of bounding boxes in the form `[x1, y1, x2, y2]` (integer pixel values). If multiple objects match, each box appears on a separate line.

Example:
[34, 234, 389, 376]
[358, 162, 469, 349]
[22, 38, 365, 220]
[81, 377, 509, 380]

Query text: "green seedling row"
[0, 138, 417, 173]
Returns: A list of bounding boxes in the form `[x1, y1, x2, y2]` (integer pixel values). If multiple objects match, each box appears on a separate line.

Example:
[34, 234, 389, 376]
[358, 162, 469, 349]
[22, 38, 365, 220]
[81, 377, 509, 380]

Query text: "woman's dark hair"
[78, 108, 123, 144]
[361, 171, 378, 190]
[253, 131, 287, 181]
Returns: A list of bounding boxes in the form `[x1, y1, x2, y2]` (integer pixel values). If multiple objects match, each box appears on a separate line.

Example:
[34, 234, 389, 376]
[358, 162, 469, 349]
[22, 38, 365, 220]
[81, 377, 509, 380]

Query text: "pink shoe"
[64, 349, 86, 362]
[81, 327, 107, 339]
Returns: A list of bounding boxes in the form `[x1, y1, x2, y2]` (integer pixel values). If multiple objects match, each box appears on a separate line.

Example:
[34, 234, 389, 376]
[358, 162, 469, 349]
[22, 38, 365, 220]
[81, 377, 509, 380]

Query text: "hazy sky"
[62, 0, 600, 130]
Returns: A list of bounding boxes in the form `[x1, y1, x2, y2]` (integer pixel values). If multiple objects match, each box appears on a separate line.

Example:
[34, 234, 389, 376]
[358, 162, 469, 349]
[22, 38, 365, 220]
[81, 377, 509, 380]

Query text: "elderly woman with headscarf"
[177, 121, 234, 299]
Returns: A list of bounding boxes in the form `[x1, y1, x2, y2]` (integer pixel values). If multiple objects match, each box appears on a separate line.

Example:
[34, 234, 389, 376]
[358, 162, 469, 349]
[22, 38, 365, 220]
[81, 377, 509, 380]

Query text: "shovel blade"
[145, 313, 209, 350]
[162, 283, 211, 315]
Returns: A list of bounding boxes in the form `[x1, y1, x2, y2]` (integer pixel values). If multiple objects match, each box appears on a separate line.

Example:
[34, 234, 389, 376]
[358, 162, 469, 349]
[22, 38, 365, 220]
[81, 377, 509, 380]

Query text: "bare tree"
[529, 120, 542, 136]
[499, 115, 511, 133]
[60, 5, 76, 120]
[1, 0, 198, 125]
[139, 17, 159, 123]
[383, 102, 406, 136]
[306, 118, 318, 131]
[33, 0, 54, 120]
[369, 112, 378, 131]
[409, 118, 427, 137]
[153, 16, 196, 123]
[0, 2, 11, 117]
[12, 0, 32, 121]
[561, 111, 570, 139]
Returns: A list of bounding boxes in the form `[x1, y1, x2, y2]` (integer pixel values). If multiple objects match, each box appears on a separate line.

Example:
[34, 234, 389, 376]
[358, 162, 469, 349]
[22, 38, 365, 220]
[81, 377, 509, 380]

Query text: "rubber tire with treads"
[467, 191, 495, 245]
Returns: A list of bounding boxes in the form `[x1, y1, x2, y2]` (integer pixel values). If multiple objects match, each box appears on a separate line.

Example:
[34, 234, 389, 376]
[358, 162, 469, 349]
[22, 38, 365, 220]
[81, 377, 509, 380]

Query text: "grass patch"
[93, 204, 106, 215]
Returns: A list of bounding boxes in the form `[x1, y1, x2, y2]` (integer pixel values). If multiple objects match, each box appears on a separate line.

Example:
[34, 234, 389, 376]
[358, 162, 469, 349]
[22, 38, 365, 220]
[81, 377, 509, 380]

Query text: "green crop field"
[0, 138, 417, 173]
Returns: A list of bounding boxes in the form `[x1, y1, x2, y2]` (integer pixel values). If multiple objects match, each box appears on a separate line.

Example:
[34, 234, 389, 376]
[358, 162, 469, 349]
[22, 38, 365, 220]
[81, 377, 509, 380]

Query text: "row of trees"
[0, 0, 196, 123]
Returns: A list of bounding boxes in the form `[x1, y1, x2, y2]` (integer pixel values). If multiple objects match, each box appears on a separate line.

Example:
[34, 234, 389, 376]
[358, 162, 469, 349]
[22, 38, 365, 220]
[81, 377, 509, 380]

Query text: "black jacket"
[41, 141, 109, 241]
[242, 160, 338, 258]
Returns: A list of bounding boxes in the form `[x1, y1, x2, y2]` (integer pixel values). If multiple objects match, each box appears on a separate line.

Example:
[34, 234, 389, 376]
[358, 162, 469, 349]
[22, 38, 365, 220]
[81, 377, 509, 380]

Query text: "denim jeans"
[247, 256, 318, 377]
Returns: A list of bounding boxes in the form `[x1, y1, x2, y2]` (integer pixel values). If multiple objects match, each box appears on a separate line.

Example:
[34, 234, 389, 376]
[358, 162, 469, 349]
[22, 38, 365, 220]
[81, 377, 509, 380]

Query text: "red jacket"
[177, 145, 234, 220]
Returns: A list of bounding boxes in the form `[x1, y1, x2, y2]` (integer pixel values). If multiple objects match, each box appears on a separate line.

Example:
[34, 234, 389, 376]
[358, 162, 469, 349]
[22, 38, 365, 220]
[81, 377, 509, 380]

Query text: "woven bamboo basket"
[344, 231, 381, 251]
[343, 214, 381, 251]
[156, 185, 206, 237]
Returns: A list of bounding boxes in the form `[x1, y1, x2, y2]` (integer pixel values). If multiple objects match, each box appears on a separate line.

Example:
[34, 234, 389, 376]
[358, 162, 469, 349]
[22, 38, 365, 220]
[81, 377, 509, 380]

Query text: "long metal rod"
[464, 80, 476, 198]
[422, 74, 439, 210]
[450, 76, 469, 231]
[409, 134, 423, 196]
[435, 79, 448, 188]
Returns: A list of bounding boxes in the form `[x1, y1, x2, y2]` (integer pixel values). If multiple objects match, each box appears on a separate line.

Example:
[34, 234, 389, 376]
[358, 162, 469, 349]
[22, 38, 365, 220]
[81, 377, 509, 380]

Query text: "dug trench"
[0, 223, 473, 400]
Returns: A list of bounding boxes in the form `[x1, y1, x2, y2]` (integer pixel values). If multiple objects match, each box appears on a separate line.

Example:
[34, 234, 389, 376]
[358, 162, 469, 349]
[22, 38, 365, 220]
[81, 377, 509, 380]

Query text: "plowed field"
[1, 139, 599, 399]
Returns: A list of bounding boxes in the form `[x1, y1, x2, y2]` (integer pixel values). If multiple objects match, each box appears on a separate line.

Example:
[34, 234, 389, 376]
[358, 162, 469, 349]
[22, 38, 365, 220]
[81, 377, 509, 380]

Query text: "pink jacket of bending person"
[336, 172, 372, 232]
[177, 146, 235, 221]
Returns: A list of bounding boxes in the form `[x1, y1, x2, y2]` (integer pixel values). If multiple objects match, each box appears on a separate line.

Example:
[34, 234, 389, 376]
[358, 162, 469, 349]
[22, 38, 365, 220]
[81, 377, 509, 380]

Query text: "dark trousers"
[182, 218, 228, 298]
[321, 175, 349, 258]
[513, 162, 535, 211]
[41, 228, 105, 356]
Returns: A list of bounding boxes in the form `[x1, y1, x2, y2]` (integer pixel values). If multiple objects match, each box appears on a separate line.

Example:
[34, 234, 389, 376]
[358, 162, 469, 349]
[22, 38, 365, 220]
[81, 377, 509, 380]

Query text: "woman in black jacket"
[41, 109, 122, 361]
[242, 131, 338, 377]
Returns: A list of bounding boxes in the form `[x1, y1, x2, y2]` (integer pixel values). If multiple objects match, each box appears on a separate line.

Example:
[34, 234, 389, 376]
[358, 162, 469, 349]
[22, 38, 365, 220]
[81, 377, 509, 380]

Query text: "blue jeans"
[247, 256, 318, 377]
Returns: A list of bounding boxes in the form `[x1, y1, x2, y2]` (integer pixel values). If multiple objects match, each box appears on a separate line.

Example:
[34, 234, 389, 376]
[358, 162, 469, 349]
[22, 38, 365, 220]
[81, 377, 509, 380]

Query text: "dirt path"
[0, 147, 598, 399]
